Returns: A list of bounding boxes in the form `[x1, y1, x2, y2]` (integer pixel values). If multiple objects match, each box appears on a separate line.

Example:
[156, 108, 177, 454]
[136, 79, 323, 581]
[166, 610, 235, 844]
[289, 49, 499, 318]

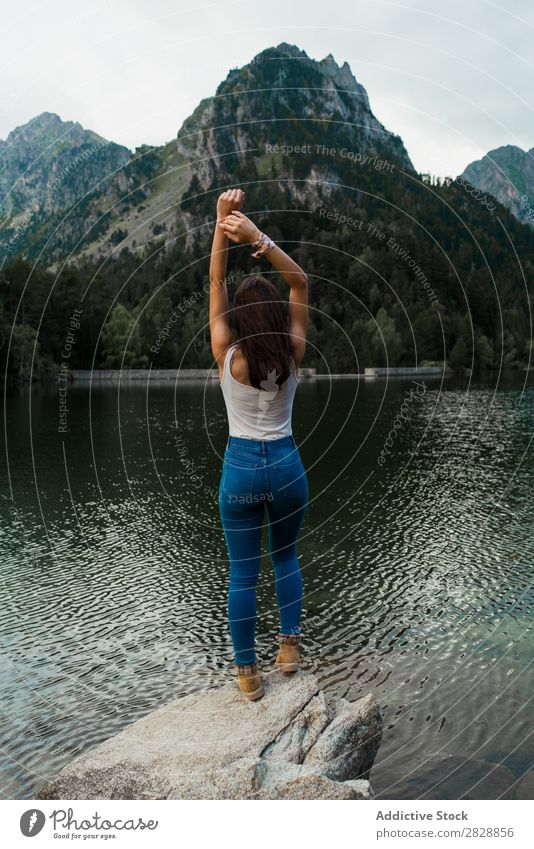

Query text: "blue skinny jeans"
[218, 434, 308, 665]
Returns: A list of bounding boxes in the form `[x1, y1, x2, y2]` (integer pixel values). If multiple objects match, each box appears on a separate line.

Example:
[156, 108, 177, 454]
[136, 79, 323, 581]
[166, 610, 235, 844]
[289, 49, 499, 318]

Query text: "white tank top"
[220, 343, 299, 440]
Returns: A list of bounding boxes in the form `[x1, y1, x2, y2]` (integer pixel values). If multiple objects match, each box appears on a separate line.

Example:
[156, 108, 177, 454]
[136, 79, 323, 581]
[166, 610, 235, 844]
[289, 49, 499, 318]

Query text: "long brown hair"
[233, 274, 295, 389]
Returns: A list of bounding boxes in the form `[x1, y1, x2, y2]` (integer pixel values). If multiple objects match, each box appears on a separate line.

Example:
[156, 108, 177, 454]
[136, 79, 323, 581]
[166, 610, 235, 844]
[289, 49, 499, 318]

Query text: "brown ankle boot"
[275, 634, 300, 672]
[235, 660, 264, 700]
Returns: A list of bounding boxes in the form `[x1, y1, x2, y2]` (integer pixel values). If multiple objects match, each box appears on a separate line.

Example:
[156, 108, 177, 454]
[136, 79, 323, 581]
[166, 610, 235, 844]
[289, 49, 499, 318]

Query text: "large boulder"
[36, 671, 383, 800]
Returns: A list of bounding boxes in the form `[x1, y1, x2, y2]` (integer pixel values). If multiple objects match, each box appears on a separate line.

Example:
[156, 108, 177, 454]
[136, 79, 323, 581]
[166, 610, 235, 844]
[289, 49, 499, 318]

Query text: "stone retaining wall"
[70, 368, 318, 382]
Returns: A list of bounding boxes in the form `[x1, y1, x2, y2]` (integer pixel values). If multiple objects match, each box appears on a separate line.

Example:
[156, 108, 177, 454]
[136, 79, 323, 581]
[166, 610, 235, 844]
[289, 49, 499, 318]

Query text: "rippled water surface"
[1, 374, 533, 799]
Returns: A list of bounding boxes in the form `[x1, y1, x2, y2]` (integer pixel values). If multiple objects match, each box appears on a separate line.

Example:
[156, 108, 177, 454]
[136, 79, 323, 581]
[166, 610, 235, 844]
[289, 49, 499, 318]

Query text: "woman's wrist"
[251, 231, 275, 258]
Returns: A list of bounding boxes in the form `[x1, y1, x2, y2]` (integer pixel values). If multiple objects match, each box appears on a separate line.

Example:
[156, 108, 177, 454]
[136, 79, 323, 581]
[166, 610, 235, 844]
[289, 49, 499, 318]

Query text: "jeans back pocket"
[220, 455, 259, 502]
[272, 455, 308, 503]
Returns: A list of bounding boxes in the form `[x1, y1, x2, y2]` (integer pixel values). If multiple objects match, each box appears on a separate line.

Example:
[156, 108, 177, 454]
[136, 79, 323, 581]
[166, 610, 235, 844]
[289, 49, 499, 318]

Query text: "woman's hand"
[218, 210, 261, 244]
[216, 188, 245, 221]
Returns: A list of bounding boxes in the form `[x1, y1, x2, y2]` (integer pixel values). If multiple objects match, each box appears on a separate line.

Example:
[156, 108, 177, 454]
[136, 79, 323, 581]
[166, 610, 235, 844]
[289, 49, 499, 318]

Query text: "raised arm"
[209, 188, 244, 368]
[218, 210, 308, 365]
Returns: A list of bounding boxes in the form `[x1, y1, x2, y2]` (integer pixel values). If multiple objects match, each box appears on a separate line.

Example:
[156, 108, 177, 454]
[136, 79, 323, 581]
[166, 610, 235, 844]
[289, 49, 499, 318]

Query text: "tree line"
[1, 168, 532, 382]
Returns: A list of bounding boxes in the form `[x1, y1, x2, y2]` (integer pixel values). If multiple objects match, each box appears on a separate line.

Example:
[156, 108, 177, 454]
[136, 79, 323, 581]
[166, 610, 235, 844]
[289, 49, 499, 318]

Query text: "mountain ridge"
[1, 44, 532, 381]
[0, 42, 416, 263]
[460, 144, 534, 227]
[2, 111, 108, 147]
[0, 110, 132, 239]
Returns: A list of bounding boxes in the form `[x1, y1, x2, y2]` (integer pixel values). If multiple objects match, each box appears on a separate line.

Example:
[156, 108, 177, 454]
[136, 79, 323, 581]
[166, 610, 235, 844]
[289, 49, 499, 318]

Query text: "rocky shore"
[36, 670, 383, 800]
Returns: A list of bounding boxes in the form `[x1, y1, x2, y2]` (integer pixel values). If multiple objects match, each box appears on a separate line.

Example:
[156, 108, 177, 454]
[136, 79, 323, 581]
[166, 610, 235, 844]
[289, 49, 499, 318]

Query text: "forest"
[1, 170, 532, 382]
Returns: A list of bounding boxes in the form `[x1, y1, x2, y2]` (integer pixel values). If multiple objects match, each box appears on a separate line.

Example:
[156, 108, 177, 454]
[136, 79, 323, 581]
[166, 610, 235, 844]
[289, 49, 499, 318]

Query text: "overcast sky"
[1, 0, 533, 176]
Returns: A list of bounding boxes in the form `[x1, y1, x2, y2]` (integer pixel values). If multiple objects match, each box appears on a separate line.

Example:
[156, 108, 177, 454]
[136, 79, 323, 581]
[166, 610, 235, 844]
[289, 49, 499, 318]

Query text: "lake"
[1, 373, 533, 799]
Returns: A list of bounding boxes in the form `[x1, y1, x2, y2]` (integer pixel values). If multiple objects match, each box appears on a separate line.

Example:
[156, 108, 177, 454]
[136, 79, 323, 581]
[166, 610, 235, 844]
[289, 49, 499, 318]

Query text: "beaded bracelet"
[251, 232, 275, 258]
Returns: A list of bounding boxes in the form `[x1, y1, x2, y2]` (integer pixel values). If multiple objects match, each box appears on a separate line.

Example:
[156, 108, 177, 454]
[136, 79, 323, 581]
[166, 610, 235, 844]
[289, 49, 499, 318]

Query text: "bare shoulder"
[228, 346, 252, 386]
[217, 344, 252, 387]
[216, 340, 234, 383]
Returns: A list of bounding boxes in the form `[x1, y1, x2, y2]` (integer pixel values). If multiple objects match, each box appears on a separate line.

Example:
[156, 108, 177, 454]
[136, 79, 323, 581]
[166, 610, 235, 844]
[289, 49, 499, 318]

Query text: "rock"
[36, 671, 383, 800]
[303, 694, 382, 781]
[255, 774, 373, 800]
[260, 691, 331, 764]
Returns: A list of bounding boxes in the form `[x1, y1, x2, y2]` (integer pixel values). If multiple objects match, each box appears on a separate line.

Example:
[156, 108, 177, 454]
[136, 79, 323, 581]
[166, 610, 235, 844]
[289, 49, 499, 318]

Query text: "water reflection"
[0, 374, 532, 799]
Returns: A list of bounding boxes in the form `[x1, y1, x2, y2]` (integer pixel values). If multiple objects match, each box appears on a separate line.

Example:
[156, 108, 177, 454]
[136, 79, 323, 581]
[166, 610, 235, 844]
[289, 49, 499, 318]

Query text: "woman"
[209, 188, 309, 701]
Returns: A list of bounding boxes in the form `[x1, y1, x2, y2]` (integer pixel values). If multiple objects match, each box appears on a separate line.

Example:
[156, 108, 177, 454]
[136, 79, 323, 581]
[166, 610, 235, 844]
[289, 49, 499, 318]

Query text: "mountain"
[173, 42, 413, 192]
[1, 43, 533, 382]
[0, 43, 415, 263]
[0, 112, 131, 236]
[459, 144, 534, 226]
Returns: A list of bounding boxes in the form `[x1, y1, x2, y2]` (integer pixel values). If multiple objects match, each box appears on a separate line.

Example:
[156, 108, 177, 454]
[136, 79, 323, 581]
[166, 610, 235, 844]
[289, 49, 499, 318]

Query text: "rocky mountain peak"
[0, 43, 416, 262]
[0, 111, 130, 226]
[4, 111, 107, 149]
[461, 143, 534, 226]
[319, 52, 370, 110]
[266, 41, 309, 59]
[176, 42, 414, 189]
[214, 43, 372, 111]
